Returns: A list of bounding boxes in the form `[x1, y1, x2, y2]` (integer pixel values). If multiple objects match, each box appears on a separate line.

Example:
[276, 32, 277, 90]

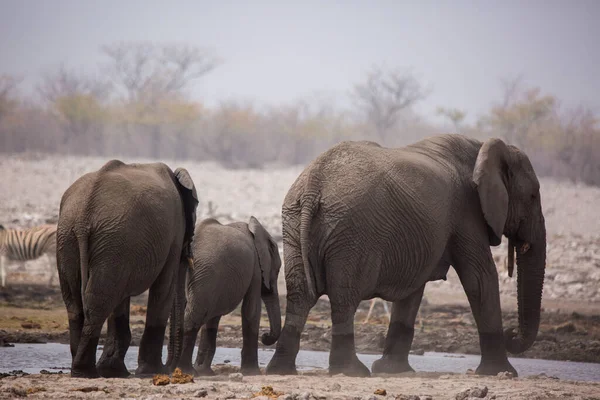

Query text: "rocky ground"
[1, 368, 600, 399]
[1, 284, 599, 364]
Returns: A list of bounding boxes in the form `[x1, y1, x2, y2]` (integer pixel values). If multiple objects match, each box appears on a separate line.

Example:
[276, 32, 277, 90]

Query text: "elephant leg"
[194, 316, 220, 376]
[47, 254, 57, 286]
[63, 282, 84, 361]
[371, 285, 425, 374]
[179, 323, 201, 375]
[453, 245, 518, 377]
[328, 301, 370, 377]
[97, 297, 131, 378]
[266, 247, 318, 375]
[0, 255, 6, 287]
[240, 288, 262, 375]
[193, 326, 207, 367]
[57, 242, 87, 375]
[72, 275, 120, 378]
[135, 256, 177, 376]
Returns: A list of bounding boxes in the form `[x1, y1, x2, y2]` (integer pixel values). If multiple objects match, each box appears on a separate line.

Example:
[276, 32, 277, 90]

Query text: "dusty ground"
[1, 284, 599, 364]
[1, 368, 600, 399]
[1, 153, 600, 397]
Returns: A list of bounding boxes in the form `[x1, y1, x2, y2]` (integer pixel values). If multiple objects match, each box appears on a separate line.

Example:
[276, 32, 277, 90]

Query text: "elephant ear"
[248, 216, 278, 291]
[472, 138, 510, 246]
[174, 168, 199, 258]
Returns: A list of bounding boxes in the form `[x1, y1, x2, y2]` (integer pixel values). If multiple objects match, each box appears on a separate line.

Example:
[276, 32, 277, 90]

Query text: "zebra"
[0, 223, 58, 287]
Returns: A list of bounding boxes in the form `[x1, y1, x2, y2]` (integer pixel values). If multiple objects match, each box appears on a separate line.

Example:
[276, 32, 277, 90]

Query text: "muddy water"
[1, 344, 599, 382]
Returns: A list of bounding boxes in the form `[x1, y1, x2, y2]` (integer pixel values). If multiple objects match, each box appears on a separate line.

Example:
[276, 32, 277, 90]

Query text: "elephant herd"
[55, 134, 547, 379]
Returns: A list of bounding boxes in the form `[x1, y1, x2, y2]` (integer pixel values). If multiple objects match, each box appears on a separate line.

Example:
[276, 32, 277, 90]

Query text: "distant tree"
[352, 65, 430, 142]
[556, 106, 600, 185]
[101, 41, 220, 102]
[482, 76, 555, 149]
[100, 42, 219, 158]
[436, 107, 466, 132]
[199, 101, 261, 168]
[36, 65, 111, 153]
[0, 74, 21, 120]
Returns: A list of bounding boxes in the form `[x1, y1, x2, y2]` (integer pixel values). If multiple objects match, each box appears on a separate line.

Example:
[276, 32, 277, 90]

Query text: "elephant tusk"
[187, 257, 194, 269]
[520, 242, 531, 254]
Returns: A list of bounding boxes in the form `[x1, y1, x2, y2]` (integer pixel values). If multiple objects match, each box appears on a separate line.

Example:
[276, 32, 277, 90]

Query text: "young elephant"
[173, 216, 282, 376]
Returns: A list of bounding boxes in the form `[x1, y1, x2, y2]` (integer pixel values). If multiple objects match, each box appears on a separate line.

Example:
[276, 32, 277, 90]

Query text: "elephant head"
[167, 167, 199, 371]
[248, 216, 282, 346]
[473, 138, 546, 354]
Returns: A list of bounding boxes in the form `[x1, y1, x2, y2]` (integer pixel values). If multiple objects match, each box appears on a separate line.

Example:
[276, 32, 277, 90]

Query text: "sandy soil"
[1, 368, 600, 399]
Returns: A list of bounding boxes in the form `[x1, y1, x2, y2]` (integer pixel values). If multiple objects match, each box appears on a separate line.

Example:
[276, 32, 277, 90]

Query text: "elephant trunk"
[505, 221, 546, 354]
[261, 286, 281, 346]
[166, 260, 187, 371]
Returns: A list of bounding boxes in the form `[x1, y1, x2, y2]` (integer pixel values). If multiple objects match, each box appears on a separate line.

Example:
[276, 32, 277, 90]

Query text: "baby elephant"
[173, 216, 282, 376]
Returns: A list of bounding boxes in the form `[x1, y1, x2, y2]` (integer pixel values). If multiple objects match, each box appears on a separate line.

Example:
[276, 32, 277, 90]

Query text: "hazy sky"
[1, 0, 598, 123]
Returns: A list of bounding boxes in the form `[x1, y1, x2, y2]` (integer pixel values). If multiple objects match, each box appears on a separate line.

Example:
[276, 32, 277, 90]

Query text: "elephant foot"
[329, 358, 371, 377]
[71, 365, 100, 379]
[241, 365, 262, 376]
[194, 365, 215, 376]
[475, 359, 518, 377]
[371, 357, 415, 375]
[476, 332, 518, 377]
[97, 357, 130, 378]
[329, 332, 371, 377]
[265, 358, 298, 376]
[174, 362, 196, 376]
[135, 363, 167, 377]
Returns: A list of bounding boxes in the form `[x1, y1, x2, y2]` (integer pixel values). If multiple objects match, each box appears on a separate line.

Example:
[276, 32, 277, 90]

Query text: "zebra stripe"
[0, 224, 57, 262]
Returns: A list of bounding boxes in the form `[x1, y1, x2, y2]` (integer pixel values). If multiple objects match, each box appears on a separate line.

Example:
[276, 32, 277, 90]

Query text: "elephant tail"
[299, 189, 320, 301]
[76, 229, 90, 300]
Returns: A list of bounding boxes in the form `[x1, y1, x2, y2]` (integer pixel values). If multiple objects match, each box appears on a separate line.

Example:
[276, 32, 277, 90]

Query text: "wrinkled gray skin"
[170, 216, 282, 376]
[56, 160, 198, 379]
[266, 134, 546, 378]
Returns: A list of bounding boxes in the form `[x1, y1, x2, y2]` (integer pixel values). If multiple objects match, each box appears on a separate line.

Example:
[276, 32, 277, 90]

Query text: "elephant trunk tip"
[504, 327, 536, 354]
[261, 332, 279, 346]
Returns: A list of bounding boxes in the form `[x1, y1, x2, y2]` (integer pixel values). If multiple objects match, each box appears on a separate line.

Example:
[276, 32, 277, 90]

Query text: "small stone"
[374, 389, 387, 396]
[555, 322, 577, 333]
[229, 372, 244, 382]
[329, 383, 342, 392]
[497, 371, 514, 380]
[299, 392, 313, 400]
[456, 386, 488, 399]
[455, 390, 469, 400]
[8, 387, 27, 398]
[21, 322, 41, 329]
[194, 390, 208, 398]
[223, 392, 236, 399]
[470, 386, 489, 398]
[278, 395, 294, 400]
[465, 368, 476, 375]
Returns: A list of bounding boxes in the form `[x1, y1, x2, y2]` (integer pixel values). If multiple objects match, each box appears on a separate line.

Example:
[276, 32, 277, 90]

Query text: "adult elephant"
[266, 134, 546, 377]
[56, 160, 198, 378]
